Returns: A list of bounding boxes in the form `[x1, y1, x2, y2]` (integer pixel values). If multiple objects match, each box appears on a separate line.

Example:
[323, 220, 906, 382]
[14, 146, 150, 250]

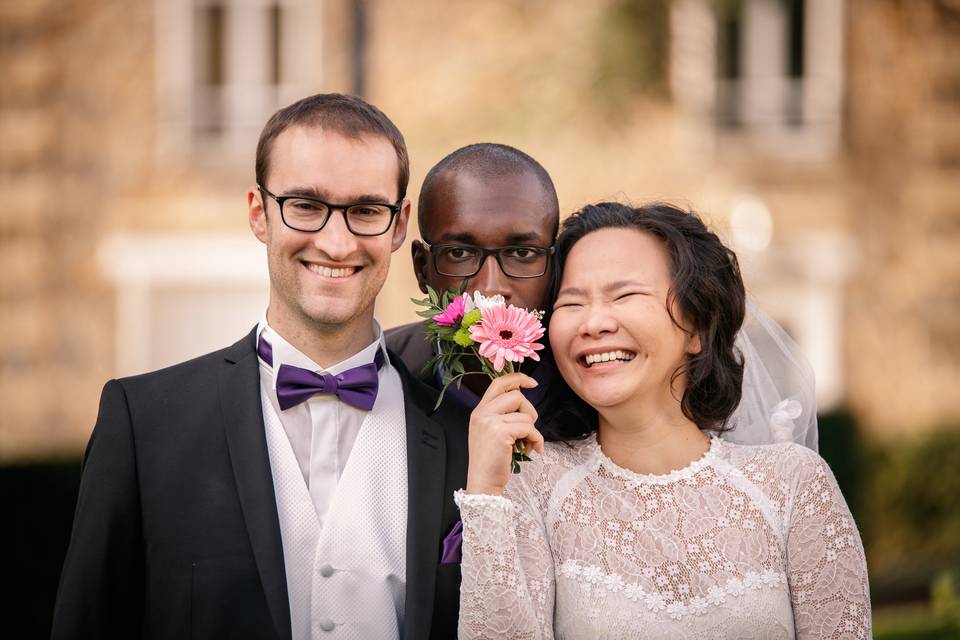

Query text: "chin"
[298, 298, 363, 327]
[577, 388, 634, 410]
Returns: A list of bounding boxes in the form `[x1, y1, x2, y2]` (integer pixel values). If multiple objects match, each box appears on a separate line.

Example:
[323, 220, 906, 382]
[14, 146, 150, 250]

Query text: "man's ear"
[411, 239, 429, 294]
[390, 199, 411, 252]
[248, 188, 268, 244]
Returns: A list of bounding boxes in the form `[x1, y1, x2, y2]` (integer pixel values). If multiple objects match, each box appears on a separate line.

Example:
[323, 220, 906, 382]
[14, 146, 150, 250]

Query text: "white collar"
[256, 315, 390, 384]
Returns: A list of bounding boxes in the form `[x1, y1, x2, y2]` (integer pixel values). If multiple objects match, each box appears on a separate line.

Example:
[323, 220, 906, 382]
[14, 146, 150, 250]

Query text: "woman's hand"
[465, 373, 544, 496]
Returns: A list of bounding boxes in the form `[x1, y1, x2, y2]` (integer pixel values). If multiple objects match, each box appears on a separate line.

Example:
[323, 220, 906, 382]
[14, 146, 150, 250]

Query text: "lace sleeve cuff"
[454, 488, 515, 513]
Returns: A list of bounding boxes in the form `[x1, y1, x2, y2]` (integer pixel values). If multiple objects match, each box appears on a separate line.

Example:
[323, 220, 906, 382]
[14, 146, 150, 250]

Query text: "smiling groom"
[51, 94, 469, 640]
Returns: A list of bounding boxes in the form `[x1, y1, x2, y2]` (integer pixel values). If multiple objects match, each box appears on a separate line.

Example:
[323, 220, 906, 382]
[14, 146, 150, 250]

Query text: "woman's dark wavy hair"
[538, 202, 746, 442]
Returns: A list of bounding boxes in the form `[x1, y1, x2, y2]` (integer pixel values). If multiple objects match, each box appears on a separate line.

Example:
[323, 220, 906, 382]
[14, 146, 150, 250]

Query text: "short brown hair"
[255, 93, 410, 200]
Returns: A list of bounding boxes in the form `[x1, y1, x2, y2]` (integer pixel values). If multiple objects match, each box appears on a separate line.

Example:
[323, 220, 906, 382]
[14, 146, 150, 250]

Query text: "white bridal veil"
[723, 301, 819, 451]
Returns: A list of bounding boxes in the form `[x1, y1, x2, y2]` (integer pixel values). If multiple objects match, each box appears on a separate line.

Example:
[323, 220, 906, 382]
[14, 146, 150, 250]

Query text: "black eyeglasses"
[258, 184, 402, 236]
[420, 240, 555, 279]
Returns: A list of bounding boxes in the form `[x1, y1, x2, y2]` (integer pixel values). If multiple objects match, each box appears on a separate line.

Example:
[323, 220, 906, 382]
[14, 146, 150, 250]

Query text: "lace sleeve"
[455, 475, 556, 640]
[785, 447, 871, 639]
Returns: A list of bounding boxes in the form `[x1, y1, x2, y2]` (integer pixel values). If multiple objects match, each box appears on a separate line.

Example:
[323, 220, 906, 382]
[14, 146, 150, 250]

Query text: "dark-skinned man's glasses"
[420, 240, 555, 279]
[258, 184, 402, 236]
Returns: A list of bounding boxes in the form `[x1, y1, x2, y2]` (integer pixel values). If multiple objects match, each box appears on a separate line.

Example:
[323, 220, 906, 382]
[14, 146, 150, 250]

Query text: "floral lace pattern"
[456, 437, 871, 639]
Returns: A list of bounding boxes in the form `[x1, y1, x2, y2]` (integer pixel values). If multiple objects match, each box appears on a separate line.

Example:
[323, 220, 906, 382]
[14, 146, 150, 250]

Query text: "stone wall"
[844, 0, 960, 436]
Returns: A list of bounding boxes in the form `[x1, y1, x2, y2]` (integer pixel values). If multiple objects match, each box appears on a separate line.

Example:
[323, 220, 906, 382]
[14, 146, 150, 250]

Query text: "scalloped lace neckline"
[587, 434, 722, 485]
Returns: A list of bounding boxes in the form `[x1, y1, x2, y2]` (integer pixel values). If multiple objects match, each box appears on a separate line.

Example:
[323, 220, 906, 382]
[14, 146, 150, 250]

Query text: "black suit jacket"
[385, 322, 435, 387]
[51, 328, 469, 640]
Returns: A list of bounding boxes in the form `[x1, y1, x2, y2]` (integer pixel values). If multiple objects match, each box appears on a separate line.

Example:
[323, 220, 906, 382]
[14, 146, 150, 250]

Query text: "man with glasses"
[53, 94, 469, 640]
[387, 143, 560, 407]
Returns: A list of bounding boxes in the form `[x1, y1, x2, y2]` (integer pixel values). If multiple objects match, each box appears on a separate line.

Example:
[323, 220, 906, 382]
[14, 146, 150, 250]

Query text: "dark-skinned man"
[386, 143, 559, 408]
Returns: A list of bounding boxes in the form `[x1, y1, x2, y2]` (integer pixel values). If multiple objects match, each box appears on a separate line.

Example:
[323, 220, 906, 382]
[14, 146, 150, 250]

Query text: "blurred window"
[671, 0, 844, 160]
[156, 0, 322, 159]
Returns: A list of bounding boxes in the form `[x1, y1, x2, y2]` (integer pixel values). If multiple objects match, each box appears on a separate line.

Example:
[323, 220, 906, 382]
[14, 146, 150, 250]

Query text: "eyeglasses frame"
[257, 183, 403, 236]
[419, 239, 556, 279]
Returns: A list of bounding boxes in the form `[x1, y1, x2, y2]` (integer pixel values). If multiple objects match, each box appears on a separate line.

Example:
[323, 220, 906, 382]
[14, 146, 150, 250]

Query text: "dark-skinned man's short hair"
[417, 143, 559, 238]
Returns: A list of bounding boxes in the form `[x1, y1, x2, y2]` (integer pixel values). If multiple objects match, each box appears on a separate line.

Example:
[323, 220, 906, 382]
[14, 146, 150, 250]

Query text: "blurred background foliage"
[819, 413, 960, 637]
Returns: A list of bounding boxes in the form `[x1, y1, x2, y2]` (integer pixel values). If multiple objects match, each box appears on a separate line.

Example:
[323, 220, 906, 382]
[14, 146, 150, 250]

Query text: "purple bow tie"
[258, 335, 385, 411]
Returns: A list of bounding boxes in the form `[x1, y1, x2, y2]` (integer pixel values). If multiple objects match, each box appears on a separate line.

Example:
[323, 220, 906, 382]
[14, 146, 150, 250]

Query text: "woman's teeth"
[308, 264, 355, 278]
[584, 351, 636, 367]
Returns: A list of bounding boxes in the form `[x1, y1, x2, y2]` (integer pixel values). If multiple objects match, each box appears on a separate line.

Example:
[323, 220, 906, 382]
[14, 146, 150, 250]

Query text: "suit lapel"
[219, 328, 291, 640]
[396, 355, 448, 638]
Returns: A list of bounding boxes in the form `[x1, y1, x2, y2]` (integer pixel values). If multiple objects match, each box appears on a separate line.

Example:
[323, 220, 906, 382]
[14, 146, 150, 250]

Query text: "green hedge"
[861, 428, 960, 603]
[820, 412, 960, 599]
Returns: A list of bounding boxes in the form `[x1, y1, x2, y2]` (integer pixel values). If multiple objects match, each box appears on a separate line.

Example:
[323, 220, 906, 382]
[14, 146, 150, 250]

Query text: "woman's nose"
[579, 304, 618, 338]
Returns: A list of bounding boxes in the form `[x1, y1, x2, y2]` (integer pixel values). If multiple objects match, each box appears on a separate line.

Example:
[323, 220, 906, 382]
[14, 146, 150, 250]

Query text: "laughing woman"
[456, 203, 870, 639]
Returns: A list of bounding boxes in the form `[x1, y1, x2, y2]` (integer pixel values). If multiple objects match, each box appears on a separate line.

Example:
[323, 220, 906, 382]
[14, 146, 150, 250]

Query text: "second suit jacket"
[51, 327, 469, 640]
[385, 322, 435, 386]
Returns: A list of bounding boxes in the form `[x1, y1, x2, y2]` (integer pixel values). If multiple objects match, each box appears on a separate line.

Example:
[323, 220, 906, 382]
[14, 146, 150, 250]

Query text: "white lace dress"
[455, 436, 871, 639]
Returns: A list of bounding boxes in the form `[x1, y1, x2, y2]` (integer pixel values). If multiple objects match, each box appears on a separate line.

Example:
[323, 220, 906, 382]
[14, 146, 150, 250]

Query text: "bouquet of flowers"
[414, 287, 546, 472]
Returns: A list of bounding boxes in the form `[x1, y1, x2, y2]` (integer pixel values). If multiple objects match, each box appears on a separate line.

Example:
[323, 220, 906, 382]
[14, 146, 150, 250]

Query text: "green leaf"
[426, 284, 440, 307]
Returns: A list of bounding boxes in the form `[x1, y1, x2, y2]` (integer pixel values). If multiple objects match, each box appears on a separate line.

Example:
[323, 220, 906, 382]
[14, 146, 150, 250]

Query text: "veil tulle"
[723, 301, 819, 451]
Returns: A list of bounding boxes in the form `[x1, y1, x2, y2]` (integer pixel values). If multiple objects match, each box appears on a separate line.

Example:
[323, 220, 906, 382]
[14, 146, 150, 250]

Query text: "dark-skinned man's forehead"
[421, 170, 557, 242]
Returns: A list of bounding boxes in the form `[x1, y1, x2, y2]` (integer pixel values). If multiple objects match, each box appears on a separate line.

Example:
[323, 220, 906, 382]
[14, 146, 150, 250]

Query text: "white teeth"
[584, 351, 636, 366]
[308, 264, 355, 278]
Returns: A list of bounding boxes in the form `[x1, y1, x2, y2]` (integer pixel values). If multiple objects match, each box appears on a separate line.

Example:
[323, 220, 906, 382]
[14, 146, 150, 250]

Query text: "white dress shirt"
[256, 317, 409, 639]
[256, 318, 386, 527]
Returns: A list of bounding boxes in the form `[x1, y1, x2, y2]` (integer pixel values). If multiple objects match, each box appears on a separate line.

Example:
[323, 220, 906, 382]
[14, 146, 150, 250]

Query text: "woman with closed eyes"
[456, 202, 870, 639]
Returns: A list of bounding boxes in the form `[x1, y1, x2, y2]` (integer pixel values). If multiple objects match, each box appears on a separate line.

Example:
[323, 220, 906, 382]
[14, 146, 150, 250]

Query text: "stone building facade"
[1, 0, 958, 459]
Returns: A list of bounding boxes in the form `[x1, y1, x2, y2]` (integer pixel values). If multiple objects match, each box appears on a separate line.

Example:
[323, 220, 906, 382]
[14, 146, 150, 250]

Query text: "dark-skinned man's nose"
[470, 253, 512, 301]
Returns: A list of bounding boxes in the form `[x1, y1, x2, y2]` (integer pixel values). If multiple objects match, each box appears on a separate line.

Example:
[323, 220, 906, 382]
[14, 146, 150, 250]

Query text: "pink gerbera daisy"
[433, 293, 468, 327]
[469, 304, 545, 372]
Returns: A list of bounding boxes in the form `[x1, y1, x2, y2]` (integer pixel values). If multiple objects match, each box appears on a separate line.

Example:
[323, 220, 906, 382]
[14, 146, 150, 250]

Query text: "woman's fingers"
[480, 388, 538, 422]
[466, 372, 542, 495]
[478, 373, 538, 404]
[524, 424, 545, 455]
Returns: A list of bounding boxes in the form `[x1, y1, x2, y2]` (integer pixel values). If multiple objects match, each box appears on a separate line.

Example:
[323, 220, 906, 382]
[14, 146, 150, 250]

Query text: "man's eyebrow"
[279, 186, 394, 203]
[278, 185, 326, 198]
[435, 231, 547, 245]
[505, 232, 546, 244]
[436, 231, 478, 243]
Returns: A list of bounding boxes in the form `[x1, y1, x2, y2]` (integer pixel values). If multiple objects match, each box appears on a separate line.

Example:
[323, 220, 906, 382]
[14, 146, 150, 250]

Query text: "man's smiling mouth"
[304, 262, 359, 278]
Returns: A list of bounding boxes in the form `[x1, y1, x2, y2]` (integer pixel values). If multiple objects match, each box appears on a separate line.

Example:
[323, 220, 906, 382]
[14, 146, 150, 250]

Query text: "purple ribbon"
[440, 520, 463, 564]
[258, 335, 384, 412]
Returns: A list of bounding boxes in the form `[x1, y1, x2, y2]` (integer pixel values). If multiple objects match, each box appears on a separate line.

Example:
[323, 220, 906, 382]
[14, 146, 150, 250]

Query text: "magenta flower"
[469, 304, 545, 372]
[433, 293, 468, 327]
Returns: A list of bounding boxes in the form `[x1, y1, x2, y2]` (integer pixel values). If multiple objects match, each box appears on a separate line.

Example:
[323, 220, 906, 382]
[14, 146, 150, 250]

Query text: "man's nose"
[313, 209, 360, 259]
[469, 253, 511, 300]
